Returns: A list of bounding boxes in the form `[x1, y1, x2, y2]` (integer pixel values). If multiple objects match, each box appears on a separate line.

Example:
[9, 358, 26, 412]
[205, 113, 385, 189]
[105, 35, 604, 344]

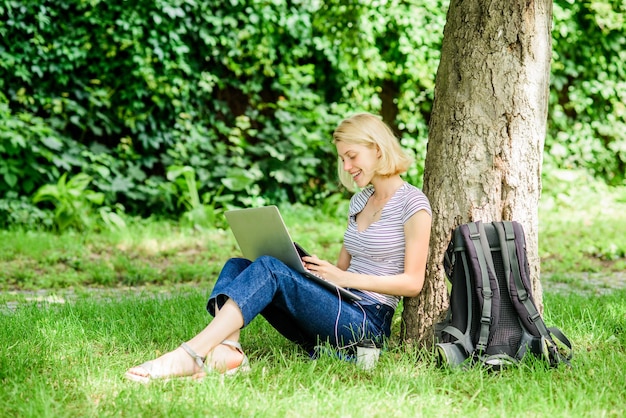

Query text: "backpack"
[434, 220, 573, 369]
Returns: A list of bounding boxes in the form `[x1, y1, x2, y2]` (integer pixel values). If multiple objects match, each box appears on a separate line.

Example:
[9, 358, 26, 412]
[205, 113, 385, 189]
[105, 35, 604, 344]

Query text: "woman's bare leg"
[125, 299, 245, 379]
[186, 299, 246, 374]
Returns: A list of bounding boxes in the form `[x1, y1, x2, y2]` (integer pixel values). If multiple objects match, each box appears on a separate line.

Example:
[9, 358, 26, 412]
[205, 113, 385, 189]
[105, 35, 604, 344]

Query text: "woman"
[125, 113, 432, 382]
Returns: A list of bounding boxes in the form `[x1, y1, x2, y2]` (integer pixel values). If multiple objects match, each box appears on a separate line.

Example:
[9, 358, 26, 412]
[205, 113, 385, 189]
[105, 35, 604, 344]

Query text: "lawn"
[1, 170, 625, 417]
[2, 287, 625, 417]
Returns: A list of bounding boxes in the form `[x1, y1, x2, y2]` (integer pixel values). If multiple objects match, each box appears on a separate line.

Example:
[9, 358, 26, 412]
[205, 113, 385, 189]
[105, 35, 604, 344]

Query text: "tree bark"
[402, 0, 553, 346]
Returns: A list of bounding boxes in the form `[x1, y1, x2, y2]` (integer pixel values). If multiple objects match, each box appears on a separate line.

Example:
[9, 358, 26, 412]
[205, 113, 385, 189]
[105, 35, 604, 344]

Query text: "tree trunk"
[402, 0, 553, 346]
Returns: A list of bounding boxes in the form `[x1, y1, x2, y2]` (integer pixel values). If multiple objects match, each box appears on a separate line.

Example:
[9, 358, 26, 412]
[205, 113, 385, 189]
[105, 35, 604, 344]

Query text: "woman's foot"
[124, 345, 201, 383]
[124, 341, 248, 383]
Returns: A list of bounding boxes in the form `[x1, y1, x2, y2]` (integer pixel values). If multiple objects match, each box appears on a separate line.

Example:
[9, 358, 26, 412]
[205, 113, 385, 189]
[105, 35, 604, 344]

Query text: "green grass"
[539, 170, 626, 294]
[1, 288, 624, 417]
[539, 170, 626, 273]
[1, 170, 625, 417]
[0, 205, 346, 291]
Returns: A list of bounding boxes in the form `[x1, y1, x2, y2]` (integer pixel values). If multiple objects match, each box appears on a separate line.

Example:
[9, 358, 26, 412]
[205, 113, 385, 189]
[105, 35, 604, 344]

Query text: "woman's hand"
[301, 255, 344, 284]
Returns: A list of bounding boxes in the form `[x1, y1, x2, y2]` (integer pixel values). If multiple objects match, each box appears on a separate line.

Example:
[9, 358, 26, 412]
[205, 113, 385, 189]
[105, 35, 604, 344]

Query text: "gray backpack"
[435, 221, 572, 369]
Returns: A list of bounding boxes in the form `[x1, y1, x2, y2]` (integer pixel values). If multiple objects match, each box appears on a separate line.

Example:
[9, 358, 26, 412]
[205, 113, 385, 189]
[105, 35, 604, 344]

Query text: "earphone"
[333, 289, 367, 350]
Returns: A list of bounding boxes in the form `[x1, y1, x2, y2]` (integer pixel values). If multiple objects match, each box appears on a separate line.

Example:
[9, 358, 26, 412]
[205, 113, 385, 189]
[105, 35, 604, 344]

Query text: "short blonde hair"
[332, 113, 412, 191]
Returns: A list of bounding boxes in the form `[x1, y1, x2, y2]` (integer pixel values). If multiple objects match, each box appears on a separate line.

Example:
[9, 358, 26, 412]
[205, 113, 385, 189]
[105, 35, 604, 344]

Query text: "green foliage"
[549, 0, 626, 185]
[166, 165, 229, 229]
[0, 0, 444, 228]
[32, 172, 105, 232]
[0, 192, 53, 230]
[0, 93, 85, 197]
[315, 0, 446, 186]
[0, 0, 624, 230]
[98, 204, 129, 232]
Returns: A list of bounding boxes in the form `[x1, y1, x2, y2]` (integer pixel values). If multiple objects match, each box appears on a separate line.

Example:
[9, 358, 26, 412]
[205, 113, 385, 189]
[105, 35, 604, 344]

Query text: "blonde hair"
[332, 113, 413, 191]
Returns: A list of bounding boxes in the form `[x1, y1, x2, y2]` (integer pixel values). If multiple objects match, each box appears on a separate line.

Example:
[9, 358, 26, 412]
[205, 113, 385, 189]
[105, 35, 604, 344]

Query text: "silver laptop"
[224, 205, 362, 302]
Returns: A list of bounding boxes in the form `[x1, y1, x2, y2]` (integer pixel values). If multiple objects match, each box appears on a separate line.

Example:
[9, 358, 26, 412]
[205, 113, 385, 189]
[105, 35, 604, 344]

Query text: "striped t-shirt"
[343, 182, 431, 309]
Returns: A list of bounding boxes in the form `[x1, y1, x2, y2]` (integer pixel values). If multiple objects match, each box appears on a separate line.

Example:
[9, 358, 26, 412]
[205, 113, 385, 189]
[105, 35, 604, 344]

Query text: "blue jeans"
[207, 256, 394, 354]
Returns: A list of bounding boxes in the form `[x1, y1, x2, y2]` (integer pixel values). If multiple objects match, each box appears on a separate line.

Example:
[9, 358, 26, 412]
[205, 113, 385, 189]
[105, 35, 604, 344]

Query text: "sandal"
[183, 339, 251, 377]
[124, 340, 250, 383]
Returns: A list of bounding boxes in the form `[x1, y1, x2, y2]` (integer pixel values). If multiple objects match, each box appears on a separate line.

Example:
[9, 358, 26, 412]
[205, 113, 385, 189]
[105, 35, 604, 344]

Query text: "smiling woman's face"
[335, 141, 380, 188]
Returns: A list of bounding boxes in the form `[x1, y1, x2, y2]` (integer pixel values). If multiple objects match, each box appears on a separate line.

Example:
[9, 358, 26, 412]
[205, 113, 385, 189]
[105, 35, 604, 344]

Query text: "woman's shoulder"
[399, 183, 431, 216]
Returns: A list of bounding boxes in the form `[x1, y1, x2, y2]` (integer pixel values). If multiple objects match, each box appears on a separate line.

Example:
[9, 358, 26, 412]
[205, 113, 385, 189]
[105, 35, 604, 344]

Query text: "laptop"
[224, 205, 362, 302]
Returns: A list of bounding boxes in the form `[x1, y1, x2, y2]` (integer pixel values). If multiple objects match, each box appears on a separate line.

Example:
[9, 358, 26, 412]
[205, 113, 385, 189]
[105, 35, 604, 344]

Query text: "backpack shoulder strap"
[497, 222, 546, 332]
[466, 221, 498, 353]
[496, 221, 573, 366]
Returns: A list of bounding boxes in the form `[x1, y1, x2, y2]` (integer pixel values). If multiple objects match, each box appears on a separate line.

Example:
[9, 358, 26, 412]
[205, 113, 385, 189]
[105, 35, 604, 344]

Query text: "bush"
[0, 0, 623, 229]
[549, 0, 626, 185]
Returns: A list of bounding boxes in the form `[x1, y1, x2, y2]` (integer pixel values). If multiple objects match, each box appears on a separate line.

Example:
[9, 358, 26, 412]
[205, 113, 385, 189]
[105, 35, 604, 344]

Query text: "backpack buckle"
[480, 316, 491, 325]
[482, 289, 493, 299]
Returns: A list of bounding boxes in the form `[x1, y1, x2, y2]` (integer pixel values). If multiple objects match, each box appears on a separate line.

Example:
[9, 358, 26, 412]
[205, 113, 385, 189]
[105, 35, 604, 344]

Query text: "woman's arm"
[304, 209, 432, 297]
[336, 244, 351, 271]
[396, 209, 432, 295]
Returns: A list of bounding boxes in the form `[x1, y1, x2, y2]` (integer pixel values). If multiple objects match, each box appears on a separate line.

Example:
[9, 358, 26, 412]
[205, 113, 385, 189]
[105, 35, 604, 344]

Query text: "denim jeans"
[207, 256, 395, 354]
